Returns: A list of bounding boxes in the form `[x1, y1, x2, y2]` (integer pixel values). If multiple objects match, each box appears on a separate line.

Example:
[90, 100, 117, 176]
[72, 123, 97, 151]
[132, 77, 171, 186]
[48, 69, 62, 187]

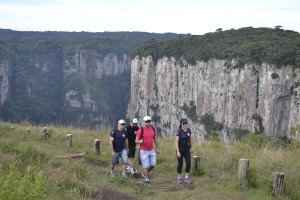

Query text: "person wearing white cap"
[126, 118, 139, 174]
[109, 119, 129, 178]
[135, 116, 160, 185]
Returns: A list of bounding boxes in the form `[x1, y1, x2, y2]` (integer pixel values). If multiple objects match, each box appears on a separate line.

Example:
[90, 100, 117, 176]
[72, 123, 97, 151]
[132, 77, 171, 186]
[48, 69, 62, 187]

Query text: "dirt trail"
[83, 158, 247, 200]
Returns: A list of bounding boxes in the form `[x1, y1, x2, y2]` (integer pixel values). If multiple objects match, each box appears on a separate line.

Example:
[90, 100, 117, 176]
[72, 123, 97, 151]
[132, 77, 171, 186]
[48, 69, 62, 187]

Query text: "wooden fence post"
[43, 127, 49, 140]
[10, 127, 14, 134]
[66, 134, 72, 147]
[94, 139, 100, 154]
[193, 156, 201, 175]
[238, 158, 250, 189]
[272, 172, 284, 198]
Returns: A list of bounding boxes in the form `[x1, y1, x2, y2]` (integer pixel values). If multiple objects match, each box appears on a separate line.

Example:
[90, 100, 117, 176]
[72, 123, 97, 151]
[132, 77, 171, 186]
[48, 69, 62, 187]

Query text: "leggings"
[177, 149, 191, 174]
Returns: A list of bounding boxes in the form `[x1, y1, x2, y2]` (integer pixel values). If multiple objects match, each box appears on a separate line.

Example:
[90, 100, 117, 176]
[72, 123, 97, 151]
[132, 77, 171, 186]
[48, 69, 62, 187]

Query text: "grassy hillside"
[0, 121, 300, 199]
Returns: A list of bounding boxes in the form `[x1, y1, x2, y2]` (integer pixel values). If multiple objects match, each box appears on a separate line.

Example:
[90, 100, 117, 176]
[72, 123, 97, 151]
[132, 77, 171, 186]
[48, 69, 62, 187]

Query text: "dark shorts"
[128, 145, 136, 158]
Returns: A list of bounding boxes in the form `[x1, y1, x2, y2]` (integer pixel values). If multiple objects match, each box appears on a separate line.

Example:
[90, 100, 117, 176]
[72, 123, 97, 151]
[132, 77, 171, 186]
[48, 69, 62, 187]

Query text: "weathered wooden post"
[43, 127, 49, 140]
[272, 172, 284, 198]
[238, 158, 250, 189]
[193, 156, 201, 175]
[94, 139, 100, 154]
[27, 128, 31, 134]
[10, 127, 14, 134]
[66, 134, 72, 147]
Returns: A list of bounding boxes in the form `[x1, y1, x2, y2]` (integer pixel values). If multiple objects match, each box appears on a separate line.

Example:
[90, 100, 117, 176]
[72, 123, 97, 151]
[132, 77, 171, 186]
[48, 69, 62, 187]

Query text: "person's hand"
[111, 151, 115, 156]
[190, 149, 194, 154]
[177, 151, 181, 158]
[156, 149, 160, 156]
[139, 139, 143, 144]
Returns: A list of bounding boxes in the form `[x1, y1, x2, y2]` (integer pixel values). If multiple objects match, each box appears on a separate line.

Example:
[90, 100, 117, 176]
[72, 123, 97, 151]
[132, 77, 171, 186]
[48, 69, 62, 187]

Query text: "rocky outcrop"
[127, 56, 299, 141]
[64, 50, 130, 78]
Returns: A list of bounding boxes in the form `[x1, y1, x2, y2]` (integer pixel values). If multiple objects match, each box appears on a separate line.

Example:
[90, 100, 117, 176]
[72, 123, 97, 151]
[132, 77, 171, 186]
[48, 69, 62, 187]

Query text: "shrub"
[0, 164, 46, 200]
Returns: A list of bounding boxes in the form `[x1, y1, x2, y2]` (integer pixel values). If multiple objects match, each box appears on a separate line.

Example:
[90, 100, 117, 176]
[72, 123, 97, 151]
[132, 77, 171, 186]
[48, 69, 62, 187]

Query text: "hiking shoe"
[184, 177, 192, 184]
[131, 168, 137, 174]
[126, 166, 131, 172]
[110, 171, 116, 177]
[177, 177, 183, 184]
[144, 179, 151, 186]
[122, 173, 128, 178]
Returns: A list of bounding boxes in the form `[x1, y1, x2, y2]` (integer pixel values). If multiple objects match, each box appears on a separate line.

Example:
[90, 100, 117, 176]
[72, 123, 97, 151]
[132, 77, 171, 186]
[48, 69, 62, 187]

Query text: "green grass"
[0, 121, 300, 199]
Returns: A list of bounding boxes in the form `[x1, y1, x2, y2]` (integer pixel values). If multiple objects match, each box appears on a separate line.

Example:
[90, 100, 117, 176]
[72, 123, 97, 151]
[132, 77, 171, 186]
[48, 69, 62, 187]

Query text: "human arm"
[154, 136, 160, 155]
[189, 135, 193, 154]
[175, 135, 181, 157]
[135, 129, 143, 144]
[109, 136, 115, 155]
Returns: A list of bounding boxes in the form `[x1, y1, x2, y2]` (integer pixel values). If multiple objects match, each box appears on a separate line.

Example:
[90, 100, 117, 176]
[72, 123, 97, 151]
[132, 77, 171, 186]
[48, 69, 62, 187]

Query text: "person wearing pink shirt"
[135, 116, 160, 185]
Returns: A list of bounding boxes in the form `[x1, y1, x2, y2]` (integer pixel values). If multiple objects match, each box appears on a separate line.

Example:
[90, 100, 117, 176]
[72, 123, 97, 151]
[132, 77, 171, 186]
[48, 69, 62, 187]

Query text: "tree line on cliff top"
[133, 27, 300, 68]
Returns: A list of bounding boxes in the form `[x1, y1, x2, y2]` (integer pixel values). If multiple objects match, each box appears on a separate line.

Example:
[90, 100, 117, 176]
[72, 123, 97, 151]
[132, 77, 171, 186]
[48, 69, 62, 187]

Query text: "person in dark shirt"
[175, 118, 193, 184]
[126, 118, 139, 174]
[109, 119, 129, 178]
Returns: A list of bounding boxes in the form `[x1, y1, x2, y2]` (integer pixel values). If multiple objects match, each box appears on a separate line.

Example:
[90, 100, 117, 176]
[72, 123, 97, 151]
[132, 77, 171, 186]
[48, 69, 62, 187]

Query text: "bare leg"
[122, 164, 126, 174]
[128, 158, 133, 169]
[143, 168, 149, 180]
[111, 164, 115, 172]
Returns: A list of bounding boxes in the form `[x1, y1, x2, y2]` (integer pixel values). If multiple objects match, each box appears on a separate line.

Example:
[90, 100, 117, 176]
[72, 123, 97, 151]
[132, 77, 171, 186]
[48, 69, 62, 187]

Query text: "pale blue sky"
[0, 0, 299, 35]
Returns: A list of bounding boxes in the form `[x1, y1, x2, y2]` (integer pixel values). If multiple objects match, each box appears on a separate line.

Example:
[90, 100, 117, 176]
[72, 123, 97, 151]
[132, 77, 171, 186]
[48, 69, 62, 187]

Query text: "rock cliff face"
[0, 48, 130, 128]
[127, 56, 300, 141]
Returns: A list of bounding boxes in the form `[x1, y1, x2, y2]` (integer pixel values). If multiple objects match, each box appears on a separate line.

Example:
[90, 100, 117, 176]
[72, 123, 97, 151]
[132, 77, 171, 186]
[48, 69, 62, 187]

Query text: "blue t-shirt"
[176, 128, 191, 151]
[110, 129, 127, 152]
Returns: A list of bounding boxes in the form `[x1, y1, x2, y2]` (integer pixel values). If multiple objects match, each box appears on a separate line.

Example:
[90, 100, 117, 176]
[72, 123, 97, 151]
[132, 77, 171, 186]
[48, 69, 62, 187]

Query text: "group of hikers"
[109, 116, 193, 185]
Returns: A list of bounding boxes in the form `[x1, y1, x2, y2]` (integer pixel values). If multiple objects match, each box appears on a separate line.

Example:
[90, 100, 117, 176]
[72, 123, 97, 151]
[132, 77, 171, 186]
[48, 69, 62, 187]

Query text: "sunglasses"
[145, 120, 151, 123]
[120, 123, 125, 125]
[183, 122, 188, 125]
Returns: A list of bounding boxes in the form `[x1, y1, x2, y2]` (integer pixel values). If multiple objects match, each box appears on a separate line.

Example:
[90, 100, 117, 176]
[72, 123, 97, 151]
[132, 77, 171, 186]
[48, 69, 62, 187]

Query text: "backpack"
[140, 125, 156, 140]
[137, 126, 155, 165]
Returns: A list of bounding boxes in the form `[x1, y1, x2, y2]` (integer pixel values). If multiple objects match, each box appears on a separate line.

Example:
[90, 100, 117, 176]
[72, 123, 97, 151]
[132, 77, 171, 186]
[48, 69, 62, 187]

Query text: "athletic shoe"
[131, 168, 137, 174]
[144, 179, 151, 186]
[110, 171, 116, 177]
[126, 166, 131, 172]
[177, 177, 183, 184]
[184, 177, 192, 184]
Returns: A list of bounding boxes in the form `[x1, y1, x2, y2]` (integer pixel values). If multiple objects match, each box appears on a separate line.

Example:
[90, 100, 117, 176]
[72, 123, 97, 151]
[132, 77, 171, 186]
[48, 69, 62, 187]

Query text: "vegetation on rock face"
[0, 29, 188, 127]
[133, 27, 300, 68]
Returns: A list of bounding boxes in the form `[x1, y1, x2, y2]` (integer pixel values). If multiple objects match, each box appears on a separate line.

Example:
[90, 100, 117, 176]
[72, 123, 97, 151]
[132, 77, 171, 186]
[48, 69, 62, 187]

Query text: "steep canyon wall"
[127, 56, 300, 141]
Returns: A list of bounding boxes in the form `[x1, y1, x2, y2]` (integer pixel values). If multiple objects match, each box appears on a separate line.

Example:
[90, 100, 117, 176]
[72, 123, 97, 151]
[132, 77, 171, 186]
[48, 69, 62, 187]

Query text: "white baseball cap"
[132, 118, 138, 124]
[118, 119, 125, 124]
[143, 116, 151, 121]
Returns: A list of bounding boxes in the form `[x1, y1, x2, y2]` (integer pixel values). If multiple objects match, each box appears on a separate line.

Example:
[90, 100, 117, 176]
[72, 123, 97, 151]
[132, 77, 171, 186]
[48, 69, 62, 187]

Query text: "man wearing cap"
[135, 116, 160, 185]
[126, 118, 139, 174]
[109, 119, 129, 178]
